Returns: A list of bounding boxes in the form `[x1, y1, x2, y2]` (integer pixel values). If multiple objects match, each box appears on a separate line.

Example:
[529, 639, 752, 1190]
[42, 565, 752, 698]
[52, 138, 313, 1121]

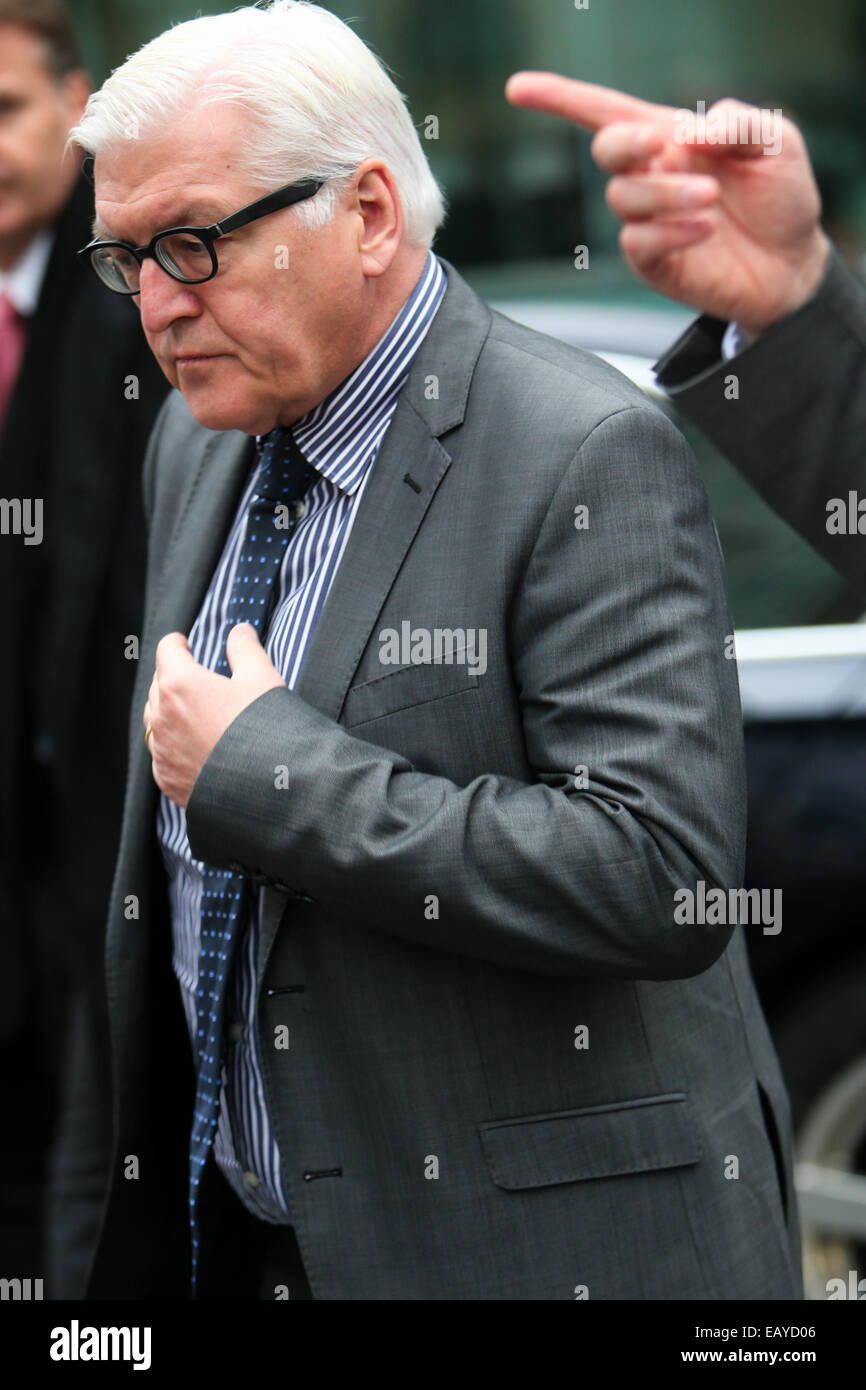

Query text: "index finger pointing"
[505, 72, 679, 134]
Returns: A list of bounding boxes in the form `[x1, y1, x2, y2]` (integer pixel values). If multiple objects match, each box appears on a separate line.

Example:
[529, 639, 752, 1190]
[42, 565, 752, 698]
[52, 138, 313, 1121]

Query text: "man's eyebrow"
[90, 204, 226, 241]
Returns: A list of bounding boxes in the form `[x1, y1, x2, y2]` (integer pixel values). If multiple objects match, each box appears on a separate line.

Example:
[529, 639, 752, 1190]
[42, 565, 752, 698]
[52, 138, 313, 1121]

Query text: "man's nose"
[138, 257, 202, 333]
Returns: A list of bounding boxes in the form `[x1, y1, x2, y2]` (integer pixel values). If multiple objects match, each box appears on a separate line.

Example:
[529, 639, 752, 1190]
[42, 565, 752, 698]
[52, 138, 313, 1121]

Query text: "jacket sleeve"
[654, 247, 866, 594]
[186, 404, 746, 981]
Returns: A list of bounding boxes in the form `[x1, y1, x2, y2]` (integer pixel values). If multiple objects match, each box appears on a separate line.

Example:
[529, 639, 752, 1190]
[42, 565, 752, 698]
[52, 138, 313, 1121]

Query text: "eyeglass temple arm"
[76, 177, 324, 257]
[212, 179, 324, 236]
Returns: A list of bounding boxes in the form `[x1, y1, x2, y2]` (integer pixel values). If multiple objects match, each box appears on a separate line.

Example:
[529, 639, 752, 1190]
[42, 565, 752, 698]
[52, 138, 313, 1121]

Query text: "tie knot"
[255, 426, 314, 504]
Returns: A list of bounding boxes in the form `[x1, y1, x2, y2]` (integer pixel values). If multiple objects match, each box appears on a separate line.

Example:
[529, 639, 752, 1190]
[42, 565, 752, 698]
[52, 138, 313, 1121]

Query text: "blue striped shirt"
[157, 251, 446, 1222]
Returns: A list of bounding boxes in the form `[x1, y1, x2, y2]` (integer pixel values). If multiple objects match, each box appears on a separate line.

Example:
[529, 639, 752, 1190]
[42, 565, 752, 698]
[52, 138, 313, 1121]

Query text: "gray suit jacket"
[655, 247, 866, 594]
[75, 259, 802, 1299]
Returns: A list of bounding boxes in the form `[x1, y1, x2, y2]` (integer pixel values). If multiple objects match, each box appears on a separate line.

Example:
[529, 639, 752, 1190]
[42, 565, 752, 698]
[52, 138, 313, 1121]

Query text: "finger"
[155, 630, 193, 674]
[590, 122, 666, 173]
[146, 674, 159, 719]
[505, 72, 679, 134]
[225, 621, 278, 679]
[606, 172, 720, 221]
[620, 216, 715, 275]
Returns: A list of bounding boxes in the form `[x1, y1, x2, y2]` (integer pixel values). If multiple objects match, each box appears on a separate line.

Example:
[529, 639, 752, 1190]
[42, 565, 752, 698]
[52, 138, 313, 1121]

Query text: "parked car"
[485, 287, 866, 1299]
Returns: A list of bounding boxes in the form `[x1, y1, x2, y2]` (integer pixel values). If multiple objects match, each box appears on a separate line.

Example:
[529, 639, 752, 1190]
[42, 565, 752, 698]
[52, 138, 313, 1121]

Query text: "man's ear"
[354, 159, 403, 278]
[62, 68, 92, 127]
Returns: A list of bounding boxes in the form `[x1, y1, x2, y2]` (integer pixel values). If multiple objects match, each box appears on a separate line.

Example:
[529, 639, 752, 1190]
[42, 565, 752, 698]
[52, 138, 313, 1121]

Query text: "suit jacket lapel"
[145, 427, 255, 643]
[293, 258, 490, 720]
[122, 427, 254, 868]
[291, 407, 450, 719]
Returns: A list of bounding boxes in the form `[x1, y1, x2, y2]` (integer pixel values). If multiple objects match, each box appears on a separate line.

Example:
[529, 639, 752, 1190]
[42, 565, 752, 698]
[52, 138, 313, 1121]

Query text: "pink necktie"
[0, 290, 26, 436]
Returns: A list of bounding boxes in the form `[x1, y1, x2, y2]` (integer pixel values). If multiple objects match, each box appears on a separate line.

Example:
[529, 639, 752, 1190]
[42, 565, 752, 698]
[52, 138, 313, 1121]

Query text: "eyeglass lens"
[91, 232, 214, 292]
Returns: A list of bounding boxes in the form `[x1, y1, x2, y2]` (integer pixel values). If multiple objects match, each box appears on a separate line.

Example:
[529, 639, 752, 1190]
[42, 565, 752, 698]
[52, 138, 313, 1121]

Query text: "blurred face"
[93, 102, 415, 434]
[0, 24, 89, 267]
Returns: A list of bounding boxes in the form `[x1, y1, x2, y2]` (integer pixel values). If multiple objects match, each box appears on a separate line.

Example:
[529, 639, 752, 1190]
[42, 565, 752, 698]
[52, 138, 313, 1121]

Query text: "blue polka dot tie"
[188, 426, 316, 1296]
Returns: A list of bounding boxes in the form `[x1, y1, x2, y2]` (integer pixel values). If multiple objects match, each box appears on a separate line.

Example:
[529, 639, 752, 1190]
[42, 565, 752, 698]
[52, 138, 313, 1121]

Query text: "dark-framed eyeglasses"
[77, 177, 324, 295]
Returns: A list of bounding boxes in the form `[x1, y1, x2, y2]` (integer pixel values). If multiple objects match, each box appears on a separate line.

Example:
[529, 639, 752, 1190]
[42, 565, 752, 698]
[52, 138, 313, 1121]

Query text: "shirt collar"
[0, 229, 53, 316]
[257, 250, 446, 496]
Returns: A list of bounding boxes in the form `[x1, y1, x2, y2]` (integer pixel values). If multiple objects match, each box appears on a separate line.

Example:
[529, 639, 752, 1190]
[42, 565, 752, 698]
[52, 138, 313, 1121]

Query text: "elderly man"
[61, 0, 801, 1300]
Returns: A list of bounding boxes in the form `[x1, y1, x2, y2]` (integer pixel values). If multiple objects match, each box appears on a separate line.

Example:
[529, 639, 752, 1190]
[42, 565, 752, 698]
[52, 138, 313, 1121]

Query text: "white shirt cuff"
[721, 321, 750, 360]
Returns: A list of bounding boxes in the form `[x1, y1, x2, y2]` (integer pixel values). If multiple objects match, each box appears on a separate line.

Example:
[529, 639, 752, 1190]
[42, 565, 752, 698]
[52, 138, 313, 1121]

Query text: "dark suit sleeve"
[186, 404, 746, 982]
[654, 247, 866, 593]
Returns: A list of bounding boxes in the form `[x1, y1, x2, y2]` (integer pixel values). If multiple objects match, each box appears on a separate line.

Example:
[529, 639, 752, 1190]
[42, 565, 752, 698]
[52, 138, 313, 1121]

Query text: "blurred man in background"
[506, 73, 865, 596]
[0, 0, 167, 1291]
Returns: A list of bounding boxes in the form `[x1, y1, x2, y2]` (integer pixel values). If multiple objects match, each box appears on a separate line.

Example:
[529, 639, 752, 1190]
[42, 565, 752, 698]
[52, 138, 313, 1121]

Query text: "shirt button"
[243, 1170, 261, 1189]
[229, 1022, 243, 1042]
[294, 499, 306, 520]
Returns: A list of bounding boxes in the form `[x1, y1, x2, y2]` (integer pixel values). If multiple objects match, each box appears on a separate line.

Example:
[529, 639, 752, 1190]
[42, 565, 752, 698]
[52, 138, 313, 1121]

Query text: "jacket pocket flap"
[343, 660, 479, 726]
[478, 1092, 702, 1191]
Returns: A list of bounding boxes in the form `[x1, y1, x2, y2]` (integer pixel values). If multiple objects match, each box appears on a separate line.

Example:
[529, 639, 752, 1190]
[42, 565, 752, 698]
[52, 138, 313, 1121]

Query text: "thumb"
[226, 621, 273, 677]
[155, 629, 194, 673]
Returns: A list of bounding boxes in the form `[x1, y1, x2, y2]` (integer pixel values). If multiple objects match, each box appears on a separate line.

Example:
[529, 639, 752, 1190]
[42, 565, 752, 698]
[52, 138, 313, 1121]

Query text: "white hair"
[69, 0, 446, 247]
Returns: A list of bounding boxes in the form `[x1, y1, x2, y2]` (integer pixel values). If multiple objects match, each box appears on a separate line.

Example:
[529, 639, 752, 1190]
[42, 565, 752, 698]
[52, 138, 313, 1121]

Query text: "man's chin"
[177, 389, 267, 436]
